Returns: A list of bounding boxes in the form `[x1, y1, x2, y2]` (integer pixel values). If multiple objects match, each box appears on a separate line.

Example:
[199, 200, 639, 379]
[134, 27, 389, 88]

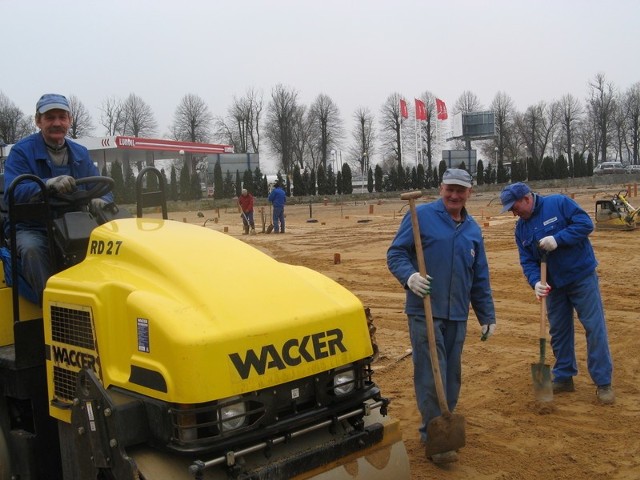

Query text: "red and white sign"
[113, 136, 233, 154]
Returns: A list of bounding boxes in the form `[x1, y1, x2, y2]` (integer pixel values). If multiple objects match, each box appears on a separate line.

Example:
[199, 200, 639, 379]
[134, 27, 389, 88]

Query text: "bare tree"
[379, 93, 406, 171]
[349, 107, 376, 175]
[170, 93, 213, 143]
[489, 91, 517, 163]
[214, 88, 263, 153]
[0, 92, 34, 144]
[556, 93, 583, 170]
[291, 105, 312, 170]
[587, 72, 617, 163]
[623, 82, 640, 164]
[121, 93, 158, 137]
[453, 90, 483, 150]
[454, 90, 483, 114]
[100, 96, 125, 136]
[308, 94, 343, 171]
[610, 94, 628, 162]
[67, 95, 94, 139]
[517, 101, 560, 165]
[417, 92, 437, 169]
[264, 84, 300, 175]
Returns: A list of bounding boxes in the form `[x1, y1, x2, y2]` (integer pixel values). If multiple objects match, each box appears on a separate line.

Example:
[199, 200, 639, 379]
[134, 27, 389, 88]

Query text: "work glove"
[90, 198, 108, 215]
[407, 272, 432, 298]
[46, 175, 75, 193]
[534, 281, 551, 299]
[480, 323, 496, 341]
[538, 236, 558, 251]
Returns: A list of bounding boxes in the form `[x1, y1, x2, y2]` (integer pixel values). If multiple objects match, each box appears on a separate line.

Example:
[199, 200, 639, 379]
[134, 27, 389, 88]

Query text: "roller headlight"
[333, 369, 355, 396]
[217, 396, 247, 432]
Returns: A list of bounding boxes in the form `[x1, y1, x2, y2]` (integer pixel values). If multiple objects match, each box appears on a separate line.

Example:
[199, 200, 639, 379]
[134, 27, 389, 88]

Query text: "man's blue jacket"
[3, 133, 112, 233]
[515, 193, 597, 289]
[4, 133, 106, 203]
[268, 186, 286, 208]
[387, 198, 495, 325]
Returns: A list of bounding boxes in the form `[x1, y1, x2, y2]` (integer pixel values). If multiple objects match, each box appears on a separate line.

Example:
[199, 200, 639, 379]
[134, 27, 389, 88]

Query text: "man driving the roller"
[3, 93, 112, 305]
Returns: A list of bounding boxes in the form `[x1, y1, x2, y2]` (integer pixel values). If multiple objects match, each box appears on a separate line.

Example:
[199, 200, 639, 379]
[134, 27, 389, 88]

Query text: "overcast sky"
[3, 0, 638, 172]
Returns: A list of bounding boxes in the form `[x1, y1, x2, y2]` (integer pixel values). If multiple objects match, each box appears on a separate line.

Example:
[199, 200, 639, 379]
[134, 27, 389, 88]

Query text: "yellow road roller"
[0, 168, 409, 479]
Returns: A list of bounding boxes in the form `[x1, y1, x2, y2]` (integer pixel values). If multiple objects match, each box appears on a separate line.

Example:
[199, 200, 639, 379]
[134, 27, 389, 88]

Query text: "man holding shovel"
[238, 188, 256, 235]
[500, 182, 614, 404]
[268, 182, 286, 233]
[387, 169, 497, 464]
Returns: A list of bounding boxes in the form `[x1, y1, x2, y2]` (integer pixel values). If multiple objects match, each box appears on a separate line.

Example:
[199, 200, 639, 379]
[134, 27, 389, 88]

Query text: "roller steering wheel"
[49, 176, 114, 210]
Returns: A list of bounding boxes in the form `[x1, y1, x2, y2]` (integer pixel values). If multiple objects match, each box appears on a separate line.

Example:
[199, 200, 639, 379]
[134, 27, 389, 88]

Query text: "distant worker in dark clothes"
[3, 93, 113, 305]
[238, 188, 256, 235]
[500, 182, 614, 404]
[267, 182, 286, 233]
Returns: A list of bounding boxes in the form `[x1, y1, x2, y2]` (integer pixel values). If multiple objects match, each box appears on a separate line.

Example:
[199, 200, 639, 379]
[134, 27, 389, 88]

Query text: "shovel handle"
[539, 256, 547, 339]
[403, 191, 451, 415]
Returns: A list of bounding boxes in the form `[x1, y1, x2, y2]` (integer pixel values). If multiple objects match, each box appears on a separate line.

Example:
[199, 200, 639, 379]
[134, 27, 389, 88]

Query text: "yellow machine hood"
[44, 218, 372, 405]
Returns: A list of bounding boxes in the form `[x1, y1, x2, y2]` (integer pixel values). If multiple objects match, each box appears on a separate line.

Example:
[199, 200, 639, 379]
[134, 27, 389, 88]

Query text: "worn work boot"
[243, 226, 249, 235]
[429, 450, 458, 465]
[552, 378, 575, 394]
[250, 228, 256, 235]
[596, 384, 615, 405]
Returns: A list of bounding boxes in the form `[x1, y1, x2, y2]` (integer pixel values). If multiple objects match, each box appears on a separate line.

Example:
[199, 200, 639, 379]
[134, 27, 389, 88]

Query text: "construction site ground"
[163, 181, 640, 480]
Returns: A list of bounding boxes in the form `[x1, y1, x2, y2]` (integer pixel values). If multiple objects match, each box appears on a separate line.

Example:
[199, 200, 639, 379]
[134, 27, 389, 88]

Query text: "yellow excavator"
[595, 190, 640, 231]
[0, 167, 410, 479]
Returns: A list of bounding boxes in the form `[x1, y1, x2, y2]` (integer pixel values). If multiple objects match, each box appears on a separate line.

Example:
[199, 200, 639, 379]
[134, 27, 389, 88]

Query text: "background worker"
[267, 182, 286, 233]
[387, 168, 496, 464]
[500, 182, 614, 404]
[238, 188, 256, 235]
[3, 93, 113, 305]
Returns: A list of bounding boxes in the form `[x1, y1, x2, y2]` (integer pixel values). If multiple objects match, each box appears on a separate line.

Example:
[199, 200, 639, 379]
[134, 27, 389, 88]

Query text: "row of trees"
[101, 145, 600, 205]
[1, 73, 638, 190]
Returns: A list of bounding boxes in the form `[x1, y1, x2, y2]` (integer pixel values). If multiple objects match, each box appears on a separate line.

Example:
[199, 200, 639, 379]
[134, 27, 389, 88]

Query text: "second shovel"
[531, 253, 553, 403]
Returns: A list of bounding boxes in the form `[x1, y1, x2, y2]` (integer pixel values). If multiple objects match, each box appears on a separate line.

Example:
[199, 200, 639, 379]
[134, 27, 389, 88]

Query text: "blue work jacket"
[4, 133, 109, 203]
[268, 187, 286, 208]
[387, 198, 495, 325]
[515, 194, 597, 289]
[3, 133, 112, 233]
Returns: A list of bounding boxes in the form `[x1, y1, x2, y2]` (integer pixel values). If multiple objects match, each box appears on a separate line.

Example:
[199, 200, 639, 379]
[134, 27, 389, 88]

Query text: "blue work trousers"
[272, 206, 285, 233]
[15, 229, 52, 305]
[546, 270, 613, 386]
[408, 315, 466, 443]
[241, 211, 255, 229]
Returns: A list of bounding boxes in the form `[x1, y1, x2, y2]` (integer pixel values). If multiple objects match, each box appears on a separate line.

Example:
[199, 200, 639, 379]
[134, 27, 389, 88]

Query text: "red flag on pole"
[415, 99, 427, 121]
[436, 98, 448, 120]
[400, 99, 408, 119]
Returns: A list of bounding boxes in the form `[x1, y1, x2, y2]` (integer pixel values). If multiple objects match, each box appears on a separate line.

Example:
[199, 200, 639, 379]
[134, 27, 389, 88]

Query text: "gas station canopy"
[78, 136, 234, 168]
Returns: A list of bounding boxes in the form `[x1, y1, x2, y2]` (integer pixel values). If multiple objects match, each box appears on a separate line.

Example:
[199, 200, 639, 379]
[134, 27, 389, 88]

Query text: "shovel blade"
[531, 363, 553, 403]
[425, 413, 466, 456]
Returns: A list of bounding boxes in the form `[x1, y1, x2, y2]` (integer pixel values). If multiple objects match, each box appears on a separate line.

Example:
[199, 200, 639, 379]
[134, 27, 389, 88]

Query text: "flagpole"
[414, 110, 418, 168]
[400, 118, 403, 167]
[420, 120, 424, 169]
[435, 115, 439, 174]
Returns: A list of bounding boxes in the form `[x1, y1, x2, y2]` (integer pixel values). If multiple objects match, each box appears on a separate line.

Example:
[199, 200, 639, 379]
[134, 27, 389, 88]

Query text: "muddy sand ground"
[167, 181, 639, 479]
